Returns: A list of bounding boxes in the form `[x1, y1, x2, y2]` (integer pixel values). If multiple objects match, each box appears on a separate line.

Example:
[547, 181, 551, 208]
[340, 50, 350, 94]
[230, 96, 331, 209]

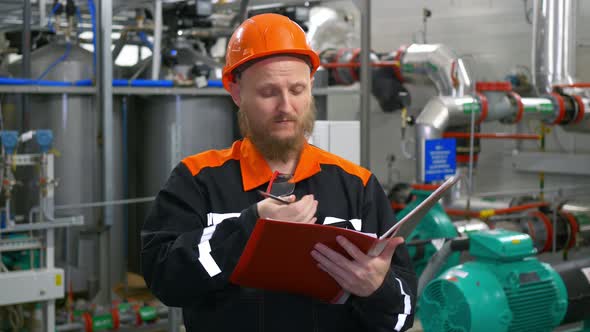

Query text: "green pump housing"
[396, 190, 459, 277]
[419, 229, 568, 332]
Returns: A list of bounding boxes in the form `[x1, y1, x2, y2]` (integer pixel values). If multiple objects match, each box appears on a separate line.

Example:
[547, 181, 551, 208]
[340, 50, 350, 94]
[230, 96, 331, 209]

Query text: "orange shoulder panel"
[310, 145, 372, 186]
[182, 142, 240, 176]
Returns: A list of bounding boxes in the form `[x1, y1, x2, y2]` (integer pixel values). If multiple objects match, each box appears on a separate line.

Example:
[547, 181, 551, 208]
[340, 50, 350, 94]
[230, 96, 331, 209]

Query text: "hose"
[138, 31, 153, 50]
[417, 237, 470, 297]
[36, 42, 72, 80]
[47, 2, 62, 33]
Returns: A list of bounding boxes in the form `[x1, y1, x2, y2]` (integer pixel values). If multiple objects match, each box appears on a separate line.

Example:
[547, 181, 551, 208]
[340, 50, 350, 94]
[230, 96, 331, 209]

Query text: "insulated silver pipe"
[563, 97, 590, 133]
[359, 0, 371, 168]
[522, 97, 556, 121]
[532, 0, 577, 95]
[415, 96, 477, 182]
[151, 0, 162, 80]
[401, 44, 473, 97]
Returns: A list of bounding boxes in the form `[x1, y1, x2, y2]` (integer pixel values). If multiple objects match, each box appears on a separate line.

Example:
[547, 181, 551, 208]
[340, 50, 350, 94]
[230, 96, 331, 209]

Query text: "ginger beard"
[238, 97, 316, 162]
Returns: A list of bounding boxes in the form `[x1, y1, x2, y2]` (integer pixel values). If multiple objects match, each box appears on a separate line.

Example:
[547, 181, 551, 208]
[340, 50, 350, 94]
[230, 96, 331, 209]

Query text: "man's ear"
[228, 81, 241, 106]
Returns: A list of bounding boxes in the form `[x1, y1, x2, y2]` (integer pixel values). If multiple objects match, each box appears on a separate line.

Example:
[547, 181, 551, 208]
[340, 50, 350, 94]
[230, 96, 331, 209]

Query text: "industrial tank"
[127, 94, 237, 272]
[10, 42, 125, 295]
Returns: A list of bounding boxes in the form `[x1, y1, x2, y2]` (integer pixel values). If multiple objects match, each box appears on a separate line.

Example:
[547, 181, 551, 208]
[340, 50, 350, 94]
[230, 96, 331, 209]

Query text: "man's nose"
[277, 91, 294, 113]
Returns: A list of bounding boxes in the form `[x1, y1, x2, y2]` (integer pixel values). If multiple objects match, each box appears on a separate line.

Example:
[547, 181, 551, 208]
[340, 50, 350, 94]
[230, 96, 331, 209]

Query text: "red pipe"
[411, 183, 441, 191]
[445, 208, 480, 218]
[553, 82, 590, 89]
[445, 202, 549, 218]
[442, 132, 541, 140]
[320, 61, 400, 69]
[493, 202, 549, 214]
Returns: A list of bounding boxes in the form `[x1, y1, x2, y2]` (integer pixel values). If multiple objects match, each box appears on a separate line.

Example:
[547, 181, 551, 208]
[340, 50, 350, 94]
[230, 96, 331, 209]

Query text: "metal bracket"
[12, 153, 41, 166]
[0, 237, 43, 252]
[511, 151, 590, 175]
[0, 216, 84, 234]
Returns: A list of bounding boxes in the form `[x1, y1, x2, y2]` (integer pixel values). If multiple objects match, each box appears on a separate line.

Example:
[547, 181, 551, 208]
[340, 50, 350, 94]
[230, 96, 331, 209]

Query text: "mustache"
[272, 114, 298, 122]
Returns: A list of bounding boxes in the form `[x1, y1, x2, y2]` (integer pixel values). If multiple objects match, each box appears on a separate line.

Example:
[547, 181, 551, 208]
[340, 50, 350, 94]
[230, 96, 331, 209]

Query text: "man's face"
[230, 56, 315, 161]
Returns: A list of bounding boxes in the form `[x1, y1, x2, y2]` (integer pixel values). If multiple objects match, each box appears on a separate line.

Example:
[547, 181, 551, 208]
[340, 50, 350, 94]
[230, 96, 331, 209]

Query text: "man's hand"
[257, 194, 317, 224]
[310, 236, 404, 297]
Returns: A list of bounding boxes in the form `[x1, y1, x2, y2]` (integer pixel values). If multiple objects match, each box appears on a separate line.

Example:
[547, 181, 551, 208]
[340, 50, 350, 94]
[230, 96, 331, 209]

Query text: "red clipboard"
[230, 176, 459, 303]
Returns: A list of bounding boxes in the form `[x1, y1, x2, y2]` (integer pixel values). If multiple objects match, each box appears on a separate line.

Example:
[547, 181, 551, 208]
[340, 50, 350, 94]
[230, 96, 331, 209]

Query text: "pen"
[257, 190, 291, 204]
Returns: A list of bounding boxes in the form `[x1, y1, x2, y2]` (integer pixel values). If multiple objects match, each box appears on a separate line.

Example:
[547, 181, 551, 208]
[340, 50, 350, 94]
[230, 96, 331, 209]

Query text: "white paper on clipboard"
[368, 176, 460, 257]
[381, 175, 460, 240]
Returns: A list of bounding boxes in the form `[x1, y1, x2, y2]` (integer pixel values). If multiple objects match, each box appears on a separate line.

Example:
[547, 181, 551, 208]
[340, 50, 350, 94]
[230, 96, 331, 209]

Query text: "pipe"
[37, 42, 72, 80]
[97, 0, 114, 305]
[151, 0, 162, 80]
[445, 202, 550, 219]
[442, 132, 541, 140]
[446, 197, 513, 212]
[414, 94, 558, 183]
[475, 184, 590, 199]
[39, 0, 47, 28]
[359, 0, 371, 168]
[320, 61, 400, 69]
[553, 257, 590, 325]
[138, 31, 153, 50]
[22, 0, 32, 132]
[400, 44, 473, 97]
[562, 96, 590, 133]
[532, 0, 577, 95]
[522, 97, 556, 121]
[415, 96, 477, 182]
[417, 237, 469, 297]
[237, 0, 250, 25]
[182, 27, 235, 39]
[112, 29, 129, 61]
[87, 0, 97, 76]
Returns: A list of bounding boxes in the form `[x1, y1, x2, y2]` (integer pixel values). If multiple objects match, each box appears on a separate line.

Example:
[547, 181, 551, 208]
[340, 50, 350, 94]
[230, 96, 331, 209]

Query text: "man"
[141, 13, 416, 332]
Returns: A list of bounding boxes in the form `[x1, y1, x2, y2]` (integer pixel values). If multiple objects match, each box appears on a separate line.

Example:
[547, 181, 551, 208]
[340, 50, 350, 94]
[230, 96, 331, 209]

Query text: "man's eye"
[260, 89, 276, 97]
[291, 87, 304, 95]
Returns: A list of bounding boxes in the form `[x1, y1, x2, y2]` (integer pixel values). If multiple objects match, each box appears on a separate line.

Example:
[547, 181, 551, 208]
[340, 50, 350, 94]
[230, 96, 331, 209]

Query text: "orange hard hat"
[222, 13, 320, 91]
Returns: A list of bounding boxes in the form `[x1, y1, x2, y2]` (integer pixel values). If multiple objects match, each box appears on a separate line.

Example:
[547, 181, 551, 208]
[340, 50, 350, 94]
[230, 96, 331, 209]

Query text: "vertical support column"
[357, 0, 371, 169]
[151, 0, 163, 80]
[97, 0, 114, 304]
[39, 0, 47, 28]
[43, 154, 56, 332]
[22, 0, 32, 131]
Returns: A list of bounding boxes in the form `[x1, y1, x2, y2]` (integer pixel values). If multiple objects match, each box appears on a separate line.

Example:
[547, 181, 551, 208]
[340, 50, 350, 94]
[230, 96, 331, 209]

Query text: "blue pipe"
[47, 2, 62, 33]
[88, 0, 97, 77]
[137, 32, 153, 50]
[113, 79, 173, 87]
[0, 78, 223, 88]
[207, 80, 223, 88]
[75, 7, 83, 36]
[36, 42, 72, 81]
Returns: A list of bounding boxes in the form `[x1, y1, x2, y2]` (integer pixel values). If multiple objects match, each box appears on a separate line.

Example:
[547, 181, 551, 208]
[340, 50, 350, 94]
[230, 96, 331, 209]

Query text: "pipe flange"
[529, 210, 554, 253]
[475, 92, 489, 124]
[394, 44, 408, 82]
[546, 92, 566, 125]
[83, 312, 93, 332]
[561, 211, 579, 249]
[350, 48, 362, 82]
[112, 308, 120, 329]
[331, 48, 349, 85]
[573, 94, 586, 124]
[506, 91, 524, 124]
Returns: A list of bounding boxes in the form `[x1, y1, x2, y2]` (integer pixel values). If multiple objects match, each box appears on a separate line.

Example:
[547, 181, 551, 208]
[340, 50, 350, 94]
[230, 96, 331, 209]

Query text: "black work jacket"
[141, 138, 417, 332]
